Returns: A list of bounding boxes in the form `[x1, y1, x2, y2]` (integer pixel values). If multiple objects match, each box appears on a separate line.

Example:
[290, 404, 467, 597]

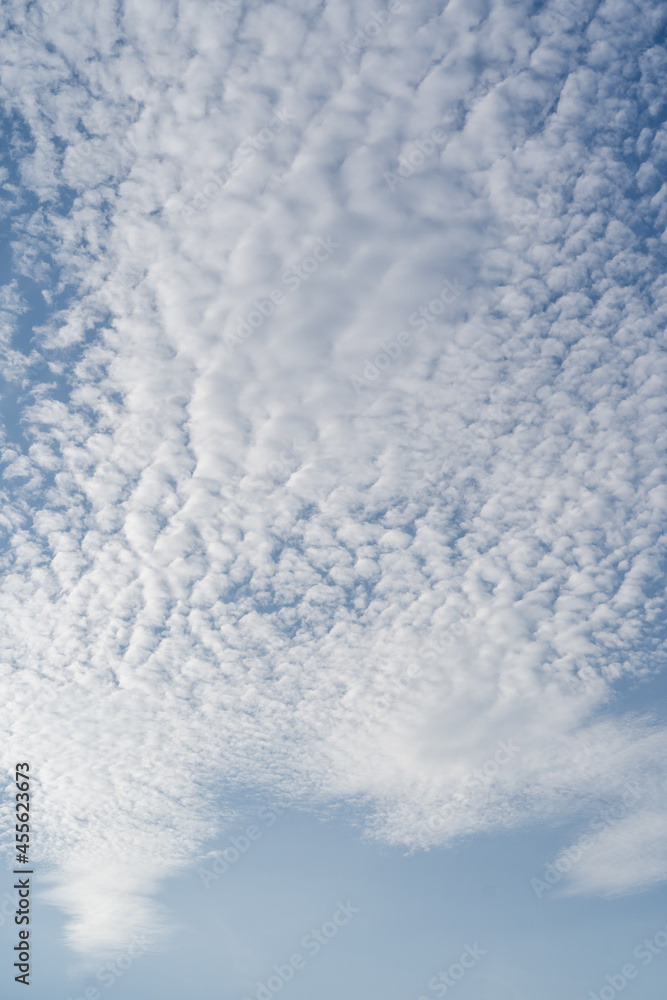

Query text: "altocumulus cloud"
[0, 0, 666, 963]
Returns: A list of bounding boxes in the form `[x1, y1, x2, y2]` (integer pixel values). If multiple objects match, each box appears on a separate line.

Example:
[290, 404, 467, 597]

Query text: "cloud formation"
[0, 0, 665, 961]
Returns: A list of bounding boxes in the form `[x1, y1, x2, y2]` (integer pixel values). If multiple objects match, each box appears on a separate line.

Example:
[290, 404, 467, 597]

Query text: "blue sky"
[5, 803, 667, 1000]
[0, 0, 666, 997]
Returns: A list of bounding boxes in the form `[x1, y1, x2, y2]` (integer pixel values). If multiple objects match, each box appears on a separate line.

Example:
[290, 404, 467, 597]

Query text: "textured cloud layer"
[0, 0, 665, 960]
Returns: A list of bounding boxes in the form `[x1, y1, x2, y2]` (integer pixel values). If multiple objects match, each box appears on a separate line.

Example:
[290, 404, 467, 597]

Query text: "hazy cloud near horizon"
[0, 0, 666, 960]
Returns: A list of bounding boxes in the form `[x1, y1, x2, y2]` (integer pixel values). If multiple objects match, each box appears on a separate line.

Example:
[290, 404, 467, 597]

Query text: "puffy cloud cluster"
[0, 0, 665, 959]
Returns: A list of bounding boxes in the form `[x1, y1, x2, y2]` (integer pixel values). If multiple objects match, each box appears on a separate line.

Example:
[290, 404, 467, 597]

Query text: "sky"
[0, 0, 666, 997]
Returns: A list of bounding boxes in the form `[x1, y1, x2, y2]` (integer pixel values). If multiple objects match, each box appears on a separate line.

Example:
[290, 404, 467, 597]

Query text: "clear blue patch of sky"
[12, 800, 667, 1000]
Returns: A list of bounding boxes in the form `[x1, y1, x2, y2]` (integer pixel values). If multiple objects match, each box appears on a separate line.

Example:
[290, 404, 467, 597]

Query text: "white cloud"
[0, 0, 665, 963]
